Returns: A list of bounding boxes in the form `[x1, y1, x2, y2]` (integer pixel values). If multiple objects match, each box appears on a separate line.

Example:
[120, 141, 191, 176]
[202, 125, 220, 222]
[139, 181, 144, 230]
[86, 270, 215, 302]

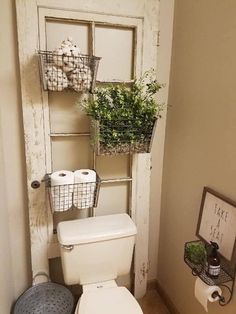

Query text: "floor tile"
[138, 289, 170, 314]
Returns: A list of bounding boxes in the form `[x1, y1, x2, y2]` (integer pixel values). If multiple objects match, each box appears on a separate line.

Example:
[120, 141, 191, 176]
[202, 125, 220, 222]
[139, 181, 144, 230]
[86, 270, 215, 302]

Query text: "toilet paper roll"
[73, 169, 96, 209]
[50, 170, 74, 212]
[194, 277, 222, 312]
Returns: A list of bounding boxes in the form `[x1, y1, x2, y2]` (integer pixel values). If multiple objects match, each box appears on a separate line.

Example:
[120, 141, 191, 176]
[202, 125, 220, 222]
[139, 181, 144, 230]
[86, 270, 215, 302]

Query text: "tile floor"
[138, 289, 170, 314]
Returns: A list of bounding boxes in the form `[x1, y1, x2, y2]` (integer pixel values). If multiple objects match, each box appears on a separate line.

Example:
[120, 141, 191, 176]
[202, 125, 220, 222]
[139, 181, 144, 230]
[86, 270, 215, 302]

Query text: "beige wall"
[0, 0, 31, 313]
[0, 113, 14, 314]
[158, 1, 236, 313]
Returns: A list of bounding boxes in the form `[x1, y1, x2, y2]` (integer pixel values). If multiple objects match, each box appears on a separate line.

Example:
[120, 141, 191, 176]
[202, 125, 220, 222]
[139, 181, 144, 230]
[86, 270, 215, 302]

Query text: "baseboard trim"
[147, 279, 180, 314]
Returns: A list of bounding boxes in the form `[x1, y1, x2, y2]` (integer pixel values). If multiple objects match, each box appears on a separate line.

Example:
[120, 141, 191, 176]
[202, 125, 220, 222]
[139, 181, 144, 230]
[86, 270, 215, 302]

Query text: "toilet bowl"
[57, 213, 143, 314]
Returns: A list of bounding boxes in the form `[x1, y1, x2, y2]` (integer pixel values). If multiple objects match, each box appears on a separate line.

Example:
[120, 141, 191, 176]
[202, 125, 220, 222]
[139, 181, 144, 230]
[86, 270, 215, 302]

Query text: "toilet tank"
[57, 213, 137, 285]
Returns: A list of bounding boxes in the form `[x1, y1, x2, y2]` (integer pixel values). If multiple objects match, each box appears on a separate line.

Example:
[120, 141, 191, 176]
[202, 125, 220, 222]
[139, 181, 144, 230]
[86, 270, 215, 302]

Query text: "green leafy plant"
[185, 242, 207, 265]
[81, 69, 164, 154]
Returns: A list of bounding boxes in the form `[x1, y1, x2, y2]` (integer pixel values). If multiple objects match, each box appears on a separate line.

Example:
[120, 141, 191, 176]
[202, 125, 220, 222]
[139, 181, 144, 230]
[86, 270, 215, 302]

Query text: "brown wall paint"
[158, 1, 236, 313]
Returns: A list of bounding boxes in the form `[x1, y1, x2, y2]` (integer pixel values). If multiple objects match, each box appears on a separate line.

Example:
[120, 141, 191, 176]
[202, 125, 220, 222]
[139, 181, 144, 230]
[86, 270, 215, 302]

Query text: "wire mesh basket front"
[46, 173, 100, 213]
[38, 50, 100, 93]
[91, 118, 157, 155]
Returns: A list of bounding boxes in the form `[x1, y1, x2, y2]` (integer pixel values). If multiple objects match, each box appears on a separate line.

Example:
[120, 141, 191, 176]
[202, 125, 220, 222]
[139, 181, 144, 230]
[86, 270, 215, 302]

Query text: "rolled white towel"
[45, 65, 68, 91]
[68, 66, 92, 92]
[53, 37, 81, 72]
[52, 48, 64, 67]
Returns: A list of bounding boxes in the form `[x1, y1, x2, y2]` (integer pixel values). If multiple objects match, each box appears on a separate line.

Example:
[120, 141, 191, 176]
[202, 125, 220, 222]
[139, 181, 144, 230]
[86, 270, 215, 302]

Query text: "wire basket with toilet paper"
[45, 169, 101, 213]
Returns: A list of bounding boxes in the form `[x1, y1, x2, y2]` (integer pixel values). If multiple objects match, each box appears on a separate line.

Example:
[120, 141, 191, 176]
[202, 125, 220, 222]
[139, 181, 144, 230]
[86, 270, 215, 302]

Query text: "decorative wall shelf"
[184, 240, 236, 306]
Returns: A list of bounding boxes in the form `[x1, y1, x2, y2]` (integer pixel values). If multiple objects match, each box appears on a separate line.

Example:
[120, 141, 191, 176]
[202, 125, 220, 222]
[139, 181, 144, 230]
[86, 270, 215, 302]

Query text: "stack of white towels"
[45, 37, 92, 92]
[50, 169, 96, 212]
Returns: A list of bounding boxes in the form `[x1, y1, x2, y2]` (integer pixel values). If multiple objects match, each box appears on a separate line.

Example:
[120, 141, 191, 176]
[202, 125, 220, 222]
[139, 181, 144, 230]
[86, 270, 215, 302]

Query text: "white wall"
[0, 0, 31, 312]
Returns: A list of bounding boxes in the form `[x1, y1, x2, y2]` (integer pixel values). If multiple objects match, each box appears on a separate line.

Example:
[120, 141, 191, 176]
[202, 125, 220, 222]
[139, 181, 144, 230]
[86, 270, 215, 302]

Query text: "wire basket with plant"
[185, 241, 207, 265]
[81, 69, 164, 155]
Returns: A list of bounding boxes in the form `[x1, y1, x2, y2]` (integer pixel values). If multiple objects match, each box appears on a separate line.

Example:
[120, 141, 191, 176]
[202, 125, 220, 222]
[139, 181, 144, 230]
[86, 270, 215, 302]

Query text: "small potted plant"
[81, 70, 164, 155]
[185, 241, 207, 265]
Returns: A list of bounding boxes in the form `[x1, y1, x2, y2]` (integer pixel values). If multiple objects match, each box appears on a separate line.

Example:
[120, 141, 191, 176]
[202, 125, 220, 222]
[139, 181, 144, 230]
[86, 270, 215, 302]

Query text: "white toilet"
[57, 213, 143, 314]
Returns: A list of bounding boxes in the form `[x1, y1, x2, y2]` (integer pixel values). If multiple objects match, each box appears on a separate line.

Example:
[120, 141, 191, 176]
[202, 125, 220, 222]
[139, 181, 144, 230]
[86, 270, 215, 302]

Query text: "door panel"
[97, 183, 129, 215]
[49, 93, 89, 133]
[51, 137, 91, 171]
[95, 25, 134, 81]
[46, 20, 90, 54]
[16, 0, 159, 297]
[96, 155, 129, 179]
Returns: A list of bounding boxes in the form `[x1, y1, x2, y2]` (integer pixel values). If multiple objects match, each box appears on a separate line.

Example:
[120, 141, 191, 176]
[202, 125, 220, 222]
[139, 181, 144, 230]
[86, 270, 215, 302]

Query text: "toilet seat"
[76, 287, 143, 314]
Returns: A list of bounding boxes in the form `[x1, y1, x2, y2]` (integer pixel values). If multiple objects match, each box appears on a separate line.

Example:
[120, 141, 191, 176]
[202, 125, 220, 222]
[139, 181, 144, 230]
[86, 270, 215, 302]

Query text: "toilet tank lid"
[57, 213, 137, 245]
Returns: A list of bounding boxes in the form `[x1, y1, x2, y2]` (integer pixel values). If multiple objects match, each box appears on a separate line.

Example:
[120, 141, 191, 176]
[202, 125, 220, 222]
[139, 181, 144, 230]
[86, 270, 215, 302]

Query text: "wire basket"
[38, 50, 101, 93]
[45, 172, 101, 213]
[90, 118, 157, 155]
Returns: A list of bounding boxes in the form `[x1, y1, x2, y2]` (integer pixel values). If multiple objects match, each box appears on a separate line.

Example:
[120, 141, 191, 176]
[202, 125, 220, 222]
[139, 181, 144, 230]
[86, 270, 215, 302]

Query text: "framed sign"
[196, 187, 236, 263]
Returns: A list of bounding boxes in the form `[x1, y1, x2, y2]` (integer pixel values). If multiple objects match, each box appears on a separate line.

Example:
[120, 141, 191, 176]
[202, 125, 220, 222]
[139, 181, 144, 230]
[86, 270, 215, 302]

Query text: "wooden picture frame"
[196, 187, 236, 263]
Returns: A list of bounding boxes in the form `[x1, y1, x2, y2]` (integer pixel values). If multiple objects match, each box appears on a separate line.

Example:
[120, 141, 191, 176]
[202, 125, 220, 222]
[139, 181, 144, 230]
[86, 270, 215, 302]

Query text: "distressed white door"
[16, 0, 160, 298]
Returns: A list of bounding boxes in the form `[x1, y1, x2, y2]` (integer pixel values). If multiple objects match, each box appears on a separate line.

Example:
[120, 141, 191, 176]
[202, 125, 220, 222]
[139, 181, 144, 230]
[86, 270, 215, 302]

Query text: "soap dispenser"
[207, 241, 221, 278]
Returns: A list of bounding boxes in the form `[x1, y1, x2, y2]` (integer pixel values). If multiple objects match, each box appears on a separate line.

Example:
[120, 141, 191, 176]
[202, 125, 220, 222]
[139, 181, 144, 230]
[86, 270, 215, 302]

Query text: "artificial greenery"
[185, 242, 207, 265]
[81, 70, 164, 154]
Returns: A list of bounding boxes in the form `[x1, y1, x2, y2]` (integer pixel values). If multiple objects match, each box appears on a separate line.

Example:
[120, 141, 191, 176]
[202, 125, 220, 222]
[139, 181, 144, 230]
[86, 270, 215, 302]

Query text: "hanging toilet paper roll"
[73, 169, 96, 209]
[50, 170, 74, 212]
[194, 277, 222, 312]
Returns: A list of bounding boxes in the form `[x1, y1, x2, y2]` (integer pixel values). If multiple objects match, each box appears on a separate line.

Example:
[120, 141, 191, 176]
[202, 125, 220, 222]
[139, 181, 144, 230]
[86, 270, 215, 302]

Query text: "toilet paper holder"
[190, 268, 234, 306]
[184, 240, 236, 306]
[211, 291, 225, 304]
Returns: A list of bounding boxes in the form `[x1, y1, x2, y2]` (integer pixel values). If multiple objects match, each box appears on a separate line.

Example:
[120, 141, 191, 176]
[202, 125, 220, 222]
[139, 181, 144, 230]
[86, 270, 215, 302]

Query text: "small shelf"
[184, 253, 232, 285]
[184, 240, 236, 305]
